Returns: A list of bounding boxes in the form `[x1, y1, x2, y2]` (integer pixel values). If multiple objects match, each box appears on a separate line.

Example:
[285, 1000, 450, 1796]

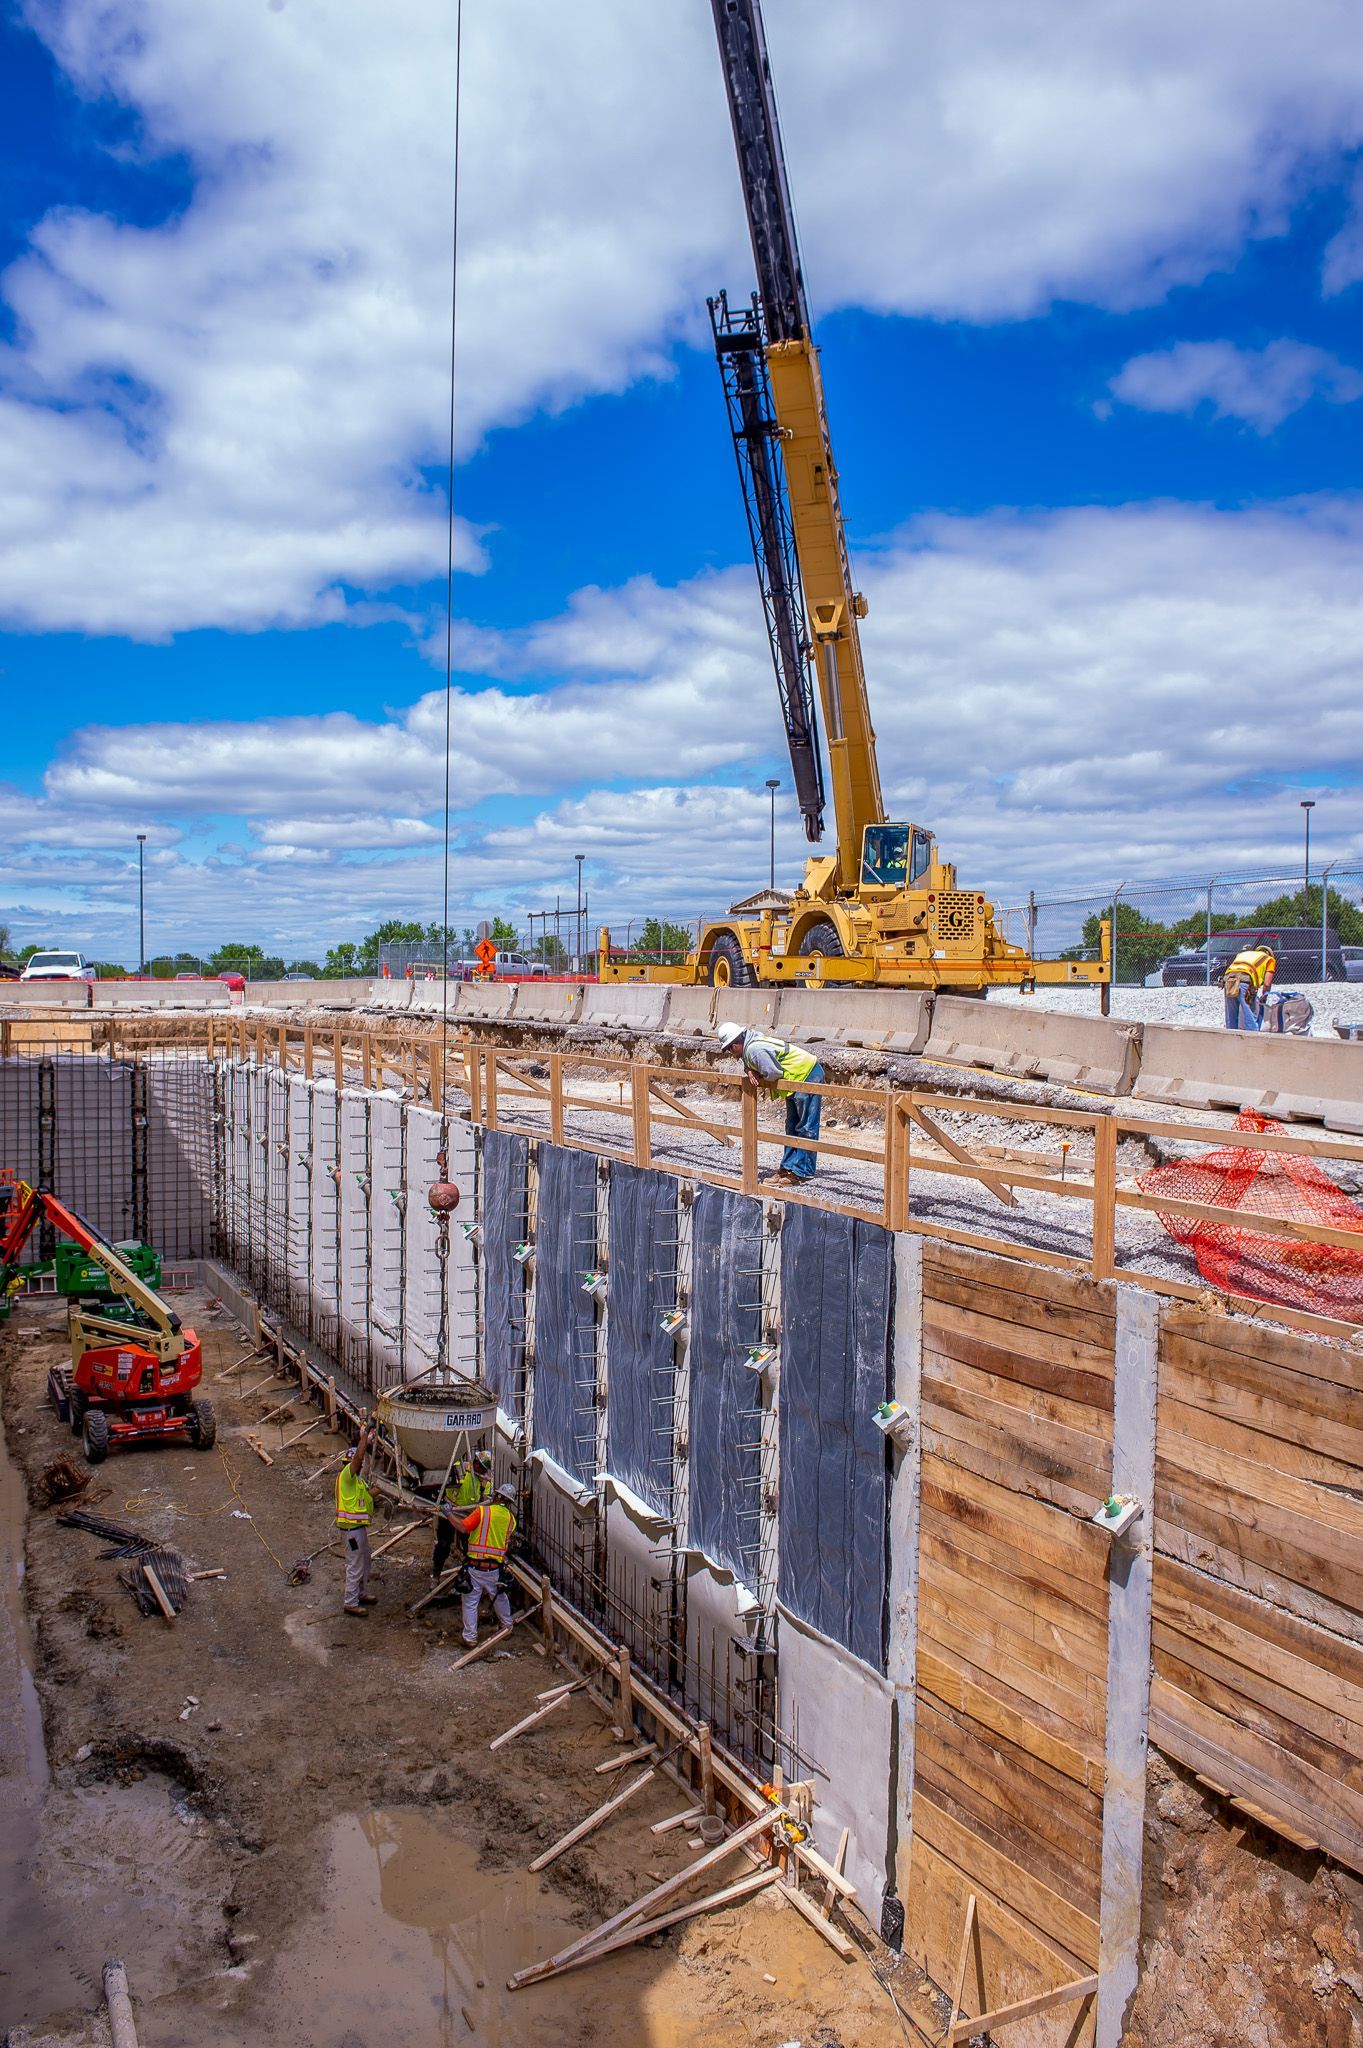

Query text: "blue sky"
[2, 0, 1362, 965]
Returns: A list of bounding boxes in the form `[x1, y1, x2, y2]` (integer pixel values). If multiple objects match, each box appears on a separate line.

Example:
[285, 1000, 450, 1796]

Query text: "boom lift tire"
[188, 1400, 217, 1451]
[707, 935, 756, 989]
[68, 1389, 86, 1437]
[82, 1409, 111, 1464]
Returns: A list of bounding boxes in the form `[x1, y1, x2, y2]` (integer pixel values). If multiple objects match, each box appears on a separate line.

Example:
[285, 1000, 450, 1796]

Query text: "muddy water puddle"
[217, 1805, 724, 2048]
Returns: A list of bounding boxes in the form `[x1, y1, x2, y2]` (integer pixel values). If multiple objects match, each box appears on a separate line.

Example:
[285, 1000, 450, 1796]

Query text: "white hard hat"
[716, 1020, 746, 1049]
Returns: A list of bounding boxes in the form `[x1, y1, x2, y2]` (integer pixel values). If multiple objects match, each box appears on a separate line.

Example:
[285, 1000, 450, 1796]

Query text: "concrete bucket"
[378, 1379, 496, 1480]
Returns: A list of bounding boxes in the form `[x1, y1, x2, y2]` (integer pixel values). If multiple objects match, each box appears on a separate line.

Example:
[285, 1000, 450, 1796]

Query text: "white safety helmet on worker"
[716, 1020, 745, 1049]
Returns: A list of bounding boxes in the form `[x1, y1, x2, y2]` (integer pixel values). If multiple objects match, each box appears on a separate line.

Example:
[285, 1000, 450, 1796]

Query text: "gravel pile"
[987, 982, 1363, 1035]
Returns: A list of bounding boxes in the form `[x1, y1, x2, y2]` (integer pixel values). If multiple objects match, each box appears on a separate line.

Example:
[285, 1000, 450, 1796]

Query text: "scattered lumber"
[651, 1806, 702, 1836]
[780, 1876, 855, 1961]
[595, 1742, 658, 1775]
[367, 1520, 424, 1562]
[142, 1563, 177, 1622]
[529, 1767, 657, 1872]
[407, 1567, 461, 1617]
[509, 1808, 776, 1989]
[449, 1611, 533, 1670]
[947, 1973, 1098, 2042]
[513, 1868, 779, 1986]
[488, 1682, 583, 1753]
[244, 1434, 274, 1466]
[277, 1417, 326, 1452]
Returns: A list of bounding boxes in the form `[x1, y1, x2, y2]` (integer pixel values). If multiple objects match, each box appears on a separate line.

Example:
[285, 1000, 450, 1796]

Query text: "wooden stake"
[143, 1563, 177, 1621]
[538, 1572, 554, 1657]
[507, 1812, 777, 1989]
[277, 1416, 326, 1452]
[615, 1644, 635, 1740]
[824, 1825, 850, 1915]
[945, 1892, 978, 2045]
[367, 1519, 424, 1562]
[698, 1721, 716, 1816]
[780, 1878, 855, 1961]
[256, 1398, 295, 1428]
[529, 1766, 658, 1873]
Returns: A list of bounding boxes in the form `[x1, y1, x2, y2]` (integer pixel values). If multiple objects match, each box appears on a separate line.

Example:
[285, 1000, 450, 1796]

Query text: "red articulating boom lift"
[0, 1181, 214, 1464]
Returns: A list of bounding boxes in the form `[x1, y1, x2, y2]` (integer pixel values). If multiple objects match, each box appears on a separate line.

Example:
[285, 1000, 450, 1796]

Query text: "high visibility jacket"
[462, 1501, 514, 1565]
[446, 1465, 490, 1509]
[335, 1464, 374, 1528]
[1225, 947, 1275, 992]
[741, 1032, 820, 1093]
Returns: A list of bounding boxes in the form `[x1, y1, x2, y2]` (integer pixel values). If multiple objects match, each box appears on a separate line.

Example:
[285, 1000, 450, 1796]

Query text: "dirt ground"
[0, 1292, 919, 2048]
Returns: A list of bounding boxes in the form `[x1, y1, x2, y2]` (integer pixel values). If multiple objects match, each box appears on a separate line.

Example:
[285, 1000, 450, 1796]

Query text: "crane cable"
[438, 0, 465, 1112]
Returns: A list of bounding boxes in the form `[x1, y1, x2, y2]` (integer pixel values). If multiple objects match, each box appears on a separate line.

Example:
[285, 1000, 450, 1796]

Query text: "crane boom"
[710, 0, 883, 886]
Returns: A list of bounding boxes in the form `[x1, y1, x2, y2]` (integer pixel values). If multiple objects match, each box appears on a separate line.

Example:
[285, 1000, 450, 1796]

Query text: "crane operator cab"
[861, 824, 933, 891]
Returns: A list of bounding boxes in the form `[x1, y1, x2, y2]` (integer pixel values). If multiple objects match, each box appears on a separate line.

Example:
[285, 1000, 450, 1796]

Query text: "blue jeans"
[782, 1063, 824, 1178]
[1223, 991, 1262, 1030]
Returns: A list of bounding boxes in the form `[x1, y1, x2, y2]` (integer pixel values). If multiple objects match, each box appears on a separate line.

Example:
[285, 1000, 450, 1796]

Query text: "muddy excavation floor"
[0, 1293, 915, 2048]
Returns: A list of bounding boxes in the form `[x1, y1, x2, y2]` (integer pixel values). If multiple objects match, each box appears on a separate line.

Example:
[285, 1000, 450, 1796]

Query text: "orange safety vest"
[466, 1501, 514, 1565]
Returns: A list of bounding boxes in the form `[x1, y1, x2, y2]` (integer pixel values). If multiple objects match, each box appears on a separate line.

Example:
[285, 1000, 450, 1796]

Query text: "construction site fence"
[17, 1018, 1354, 1344]
[1002, 862, 1363, 978]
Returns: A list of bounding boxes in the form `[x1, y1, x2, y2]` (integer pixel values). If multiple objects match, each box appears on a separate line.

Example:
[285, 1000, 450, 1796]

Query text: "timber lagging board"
[1150, 1303, 1363, 1871]
[906, 1243, 1112, 2039]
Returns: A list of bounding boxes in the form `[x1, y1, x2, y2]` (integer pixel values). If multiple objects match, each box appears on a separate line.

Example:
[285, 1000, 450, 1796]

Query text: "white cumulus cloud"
[1108, 338, 1363, 430]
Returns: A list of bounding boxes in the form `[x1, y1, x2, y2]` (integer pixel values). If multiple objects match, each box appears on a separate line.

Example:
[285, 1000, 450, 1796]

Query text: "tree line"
[1066, 885, 1363, 985]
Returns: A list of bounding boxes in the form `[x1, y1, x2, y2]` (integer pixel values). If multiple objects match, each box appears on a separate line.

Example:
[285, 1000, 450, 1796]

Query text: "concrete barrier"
[1134, 1023, 1363, 1133]
[705, 986, 782, 1035]
[455, 983, 518, 1022]
[924, 996, 1142, 1095]
[579, 984, 671, 1032]
[368, 980, 414, 1010]
[246, 978, 377, 1008]
[0, 982, 91, 1007]
[91, 983, 229, 1010]
[775, 989, 932, 1056]
[513, 983, 585, 1026]
[664, 988, 717, 1037]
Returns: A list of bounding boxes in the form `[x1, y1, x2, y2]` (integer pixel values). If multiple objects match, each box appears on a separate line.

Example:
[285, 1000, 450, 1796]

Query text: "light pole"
[765, 779, 780, 892]
[1300, 799, 1316, 915]
[136, 834, 147, 975]
[574, 854, 585, 972]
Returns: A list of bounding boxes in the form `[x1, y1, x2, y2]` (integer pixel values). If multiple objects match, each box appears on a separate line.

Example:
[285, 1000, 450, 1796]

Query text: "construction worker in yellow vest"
[455, 1482, 517, 1647]
[431, 1447, 492, 1583]
[336, 1421, 377, 1617]
[716, 1020, 824, 1185]
[1222, 945, 1276, 1031]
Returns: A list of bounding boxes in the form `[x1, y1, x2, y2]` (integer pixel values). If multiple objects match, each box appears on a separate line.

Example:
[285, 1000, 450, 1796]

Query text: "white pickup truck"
[20, 950, 96, 983]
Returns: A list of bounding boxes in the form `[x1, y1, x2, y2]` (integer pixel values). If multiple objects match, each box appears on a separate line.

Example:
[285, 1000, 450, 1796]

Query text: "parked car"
[282, 973, 313, 982]
[216, 970, 246, 992]
[1343, 946, 1363, 984]
[174, 972, 202, 981]
[495, 951, 549, 977]
[20, 950, 96, 982]
[1162, 926, 1348, 987]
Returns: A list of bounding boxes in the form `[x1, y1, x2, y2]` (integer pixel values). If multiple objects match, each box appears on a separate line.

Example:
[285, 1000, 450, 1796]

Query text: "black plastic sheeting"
[688, 1185, 765, 1586]
[531, 1143, 599, 1486]
[481, 1129, 528, 1416]
[605, 1163, 678, 1519]
[778, 1205, 892, 1671]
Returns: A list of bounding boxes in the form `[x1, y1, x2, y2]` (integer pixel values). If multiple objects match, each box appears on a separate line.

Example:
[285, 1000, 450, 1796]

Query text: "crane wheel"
[707, 935, 756, 988]
[801, 920, 843, 964]
[189, 1400, 217, 1451]
[82, 1409, 111, 1465]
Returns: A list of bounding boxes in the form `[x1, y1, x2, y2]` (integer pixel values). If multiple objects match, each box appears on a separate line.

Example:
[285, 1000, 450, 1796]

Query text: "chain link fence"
[1002, 865, 1363, 985]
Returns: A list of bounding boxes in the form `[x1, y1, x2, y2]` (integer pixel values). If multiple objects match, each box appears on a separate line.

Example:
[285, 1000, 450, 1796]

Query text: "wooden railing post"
[303, 1026, 314, 1079]
[332, 1030, 344, 1090]
[549, 1053, 564, 1146]
[740, 1084, 759, 1195]
[485, 1053, 499, 1129]
[631, 1065, 652, 1169]
[1092, 1113, 1117, 1279]
[468, 1046, 483, 1125]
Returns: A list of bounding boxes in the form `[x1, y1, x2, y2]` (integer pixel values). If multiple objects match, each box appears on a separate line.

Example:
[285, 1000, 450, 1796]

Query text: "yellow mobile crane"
[601, 0, 1108, 995]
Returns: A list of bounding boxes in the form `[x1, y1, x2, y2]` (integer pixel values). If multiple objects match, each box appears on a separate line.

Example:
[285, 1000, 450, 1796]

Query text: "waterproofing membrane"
[688, 1185, 764, 1586]
[605, 1163, 678, 1519]
[530, 1142, 599, 1485]
[481, 1129, 528, 1416]
[778, 1205, 892, 1671]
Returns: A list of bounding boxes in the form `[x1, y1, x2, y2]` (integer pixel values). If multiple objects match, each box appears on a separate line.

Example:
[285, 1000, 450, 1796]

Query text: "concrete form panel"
[776, 1605, 894, 1917]
[605, 1163, 678, 1519]
[531, 1142, 599, 1486]
[482, 1130, 529, 1416]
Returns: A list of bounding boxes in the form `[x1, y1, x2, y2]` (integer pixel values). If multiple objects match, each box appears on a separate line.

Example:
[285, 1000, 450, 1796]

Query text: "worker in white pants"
[335, 1423, 377, 1617]
[454, 1483, 517, 1645]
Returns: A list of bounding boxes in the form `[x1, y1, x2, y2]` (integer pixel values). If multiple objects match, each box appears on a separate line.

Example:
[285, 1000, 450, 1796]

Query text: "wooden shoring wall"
[1150, 1303, 1363, 1867]
[906, 1243, 1113, 2041]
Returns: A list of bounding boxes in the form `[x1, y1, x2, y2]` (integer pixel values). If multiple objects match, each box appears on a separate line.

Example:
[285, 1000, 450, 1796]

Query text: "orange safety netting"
[1137, 1112, 1363, 1321]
